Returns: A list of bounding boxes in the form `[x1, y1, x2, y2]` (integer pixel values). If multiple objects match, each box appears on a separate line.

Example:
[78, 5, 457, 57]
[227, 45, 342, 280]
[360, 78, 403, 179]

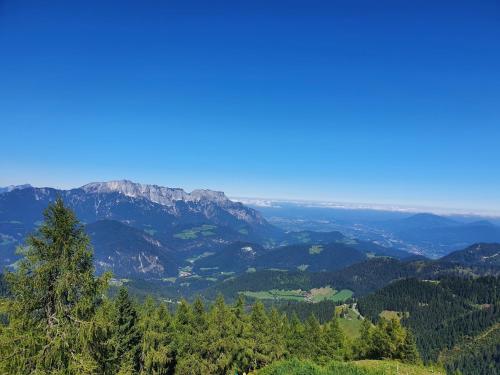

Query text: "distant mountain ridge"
[0, 184, 32, 194]
[441, 243, 500, 267]
[0, 180, 269, 228]
[82, 180, 236, 207]
[0, 180, 280, 275]
[377, 213, 500, 257]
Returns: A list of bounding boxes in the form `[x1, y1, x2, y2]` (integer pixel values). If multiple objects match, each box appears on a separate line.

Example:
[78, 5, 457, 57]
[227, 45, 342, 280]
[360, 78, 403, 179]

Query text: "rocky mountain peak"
[80, 180, 231, 207]
[0, 184, 32, 194]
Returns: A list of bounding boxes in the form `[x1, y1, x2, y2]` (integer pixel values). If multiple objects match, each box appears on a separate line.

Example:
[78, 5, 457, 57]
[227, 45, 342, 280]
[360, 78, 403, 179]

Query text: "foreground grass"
[354, 360, 445, 375]
[254, 359, 445, 375]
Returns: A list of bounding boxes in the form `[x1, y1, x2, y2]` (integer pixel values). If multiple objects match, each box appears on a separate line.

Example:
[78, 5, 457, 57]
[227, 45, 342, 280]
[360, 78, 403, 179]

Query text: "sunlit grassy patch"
[309, 245, 323, 254]
[174, 225, 218, 240]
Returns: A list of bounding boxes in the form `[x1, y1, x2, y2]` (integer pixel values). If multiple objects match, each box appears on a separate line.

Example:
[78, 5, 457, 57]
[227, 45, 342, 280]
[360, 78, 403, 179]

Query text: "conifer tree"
[249, 300, 275, 370]
[139, 298, 175, 374]
[192, 296, 207, 331]
[231, 295, 253, 372]
[113, 287, 142, 372]
[322, 314, 346, 360]
[0, 198, 109, 374]
[206, 294, 238, 373]
[399, 329, 421, 363]
[86, 299, 118, 374]
[304, 314, 325, 361]
[268, 307, 286, 362]
[286, 312, 305, 357]
[355, 318, 374, 359]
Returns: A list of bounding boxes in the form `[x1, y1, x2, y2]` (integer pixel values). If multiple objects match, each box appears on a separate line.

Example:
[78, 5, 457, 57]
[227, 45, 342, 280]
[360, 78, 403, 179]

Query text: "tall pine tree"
[0, 198, 108, 373]
[112, 287, 142, 373]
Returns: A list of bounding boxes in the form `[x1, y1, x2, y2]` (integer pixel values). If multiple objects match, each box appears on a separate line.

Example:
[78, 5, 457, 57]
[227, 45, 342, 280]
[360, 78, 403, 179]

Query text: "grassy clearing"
[186, 251, 215, 263]
[330, 289, 354, 302]
[242, 289, 306, 301]
[338, 307, 363, 338]
[242, 287, 353, 304]
[174, 230, 198, 240]
[256, 359, 374, 374]
[309, 287, 336, 302]
[309, 245, 324, 255]
[255, 359, 445, 375]
[238, 228, 249, 235]
[354, 360, 445, 375]
[174, 224, 217, 240]
[161, 277, 177, 283]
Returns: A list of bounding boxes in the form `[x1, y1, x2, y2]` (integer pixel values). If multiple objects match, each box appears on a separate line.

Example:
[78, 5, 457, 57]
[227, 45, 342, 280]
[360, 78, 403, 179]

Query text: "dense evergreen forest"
[0, 199, 422, 374]
[358, 277, 500, 374]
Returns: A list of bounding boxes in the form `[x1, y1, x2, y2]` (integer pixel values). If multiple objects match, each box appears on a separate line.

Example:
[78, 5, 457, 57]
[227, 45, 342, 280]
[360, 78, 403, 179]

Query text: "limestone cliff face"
[80, 180, 266, 225]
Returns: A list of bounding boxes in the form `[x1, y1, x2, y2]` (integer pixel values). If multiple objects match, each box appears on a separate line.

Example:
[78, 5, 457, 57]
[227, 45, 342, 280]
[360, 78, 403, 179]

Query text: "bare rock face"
[80, 180, 266, 225]
[81, 180, 233, 206]
[82, 180, 192, 206]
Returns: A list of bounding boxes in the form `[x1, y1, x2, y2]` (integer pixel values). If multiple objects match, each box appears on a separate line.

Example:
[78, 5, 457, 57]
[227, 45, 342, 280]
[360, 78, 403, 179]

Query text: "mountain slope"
[440, 243, 500, 267]
[282, 230, 411, 259]
[194, 241, 266, 274]
[0, 181, 281, 268]
[86, 220, 183, 277]
[357, 277, 500, 375]
[200, 243, 500, 301]
[193, 241, 368, 275]
[378, 213, 500, 257]
[255, 242, 366, 272]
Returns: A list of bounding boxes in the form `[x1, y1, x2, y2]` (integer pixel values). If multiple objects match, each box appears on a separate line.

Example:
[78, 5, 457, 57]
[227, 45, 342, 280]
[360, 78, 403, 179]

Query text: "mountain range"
[377, 213, 500, 256]
[2, 181, 500, 282]
[0, 180, 278, 274]
[251, 201, 500, 258]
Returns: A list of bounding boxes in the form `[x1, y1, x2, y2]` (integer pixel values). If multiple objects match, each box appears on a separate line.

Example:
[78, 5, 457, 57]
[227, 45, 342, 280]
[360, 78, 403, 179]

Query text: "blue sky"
[1, 1, 499, 213]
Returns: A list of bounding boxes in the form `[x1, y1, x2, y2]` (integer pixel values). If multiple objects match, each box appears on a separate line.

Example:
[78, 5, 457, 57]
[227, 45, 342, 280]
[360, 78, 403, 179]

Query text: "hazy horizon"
[2, 178, 500, 217]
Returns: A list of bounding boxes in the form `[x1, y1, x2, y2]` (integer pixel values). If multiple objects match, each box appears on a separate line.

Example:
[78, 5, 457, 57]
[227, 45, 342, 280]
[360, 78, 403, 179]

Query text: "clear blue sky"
[1, 1, 499, 213]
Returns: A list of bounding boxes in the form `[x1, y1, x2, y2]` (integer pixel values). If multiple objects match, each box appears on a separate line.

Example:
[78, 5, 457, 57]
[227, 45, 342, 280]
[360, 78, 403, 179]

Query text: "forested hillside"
[0, 200, 434, 374]
[358, 277, 500, 374]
